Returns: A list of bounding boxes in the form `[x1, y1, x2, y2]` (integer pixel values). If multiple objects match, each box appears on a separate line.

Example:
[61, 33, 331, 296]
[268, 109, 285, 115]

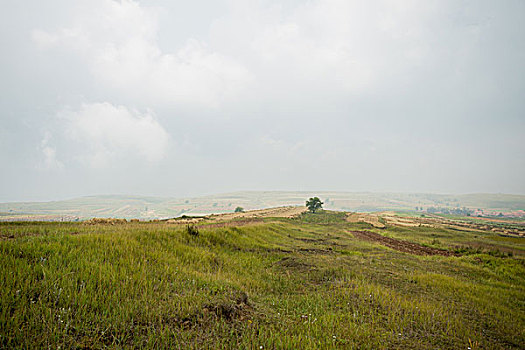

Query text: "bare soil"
[208, 206, 307, 221]
[350, 230, 458, 256]
[167, 206, 306, 226]
[345, 212, 385, 228]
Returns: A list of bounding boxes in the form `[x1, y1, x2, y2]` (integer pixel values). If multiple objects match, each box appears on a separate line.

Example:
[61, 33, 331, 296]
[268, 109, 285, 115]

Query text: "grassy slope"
[1, 211, 524, 349]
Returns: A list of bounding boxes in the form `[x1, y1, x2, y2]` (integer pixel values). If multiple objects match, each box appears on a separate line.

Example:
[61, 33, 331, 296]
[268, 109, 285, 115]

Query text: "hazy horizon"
[2, 1, 524, 202]
[3, 190, 525, 206]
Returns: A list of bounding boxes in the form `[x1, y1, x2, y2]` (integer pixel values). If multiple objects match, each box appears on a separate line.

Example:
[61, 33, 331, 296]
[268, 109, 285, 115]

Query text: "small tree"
[234, 206, 244, 213]
[306, 197, 323, 213]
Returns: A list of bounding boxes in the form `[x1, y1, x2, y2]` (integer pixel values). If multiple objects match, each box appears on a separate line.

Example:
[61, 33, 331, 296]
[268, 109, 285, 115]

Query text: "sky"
[1, 0, 524, 202]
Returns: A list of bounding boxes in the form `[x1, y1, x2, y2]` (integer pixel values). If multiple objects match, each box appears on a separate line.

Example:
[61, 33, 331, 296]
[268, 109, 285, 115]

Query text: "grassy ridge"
[1, 212, 524, 349]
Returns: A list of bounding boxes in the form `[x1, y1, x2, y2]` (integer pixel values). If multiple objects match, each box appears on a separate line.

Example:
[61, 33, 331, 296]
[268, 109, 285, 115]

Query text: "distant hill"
[1, 191, 524, 221]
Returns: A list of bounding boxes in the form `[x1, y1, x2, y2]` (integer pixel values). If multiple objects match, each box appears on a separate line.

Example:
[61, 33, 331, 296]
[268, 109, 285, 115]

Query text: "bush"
[186, 224, 199, 237]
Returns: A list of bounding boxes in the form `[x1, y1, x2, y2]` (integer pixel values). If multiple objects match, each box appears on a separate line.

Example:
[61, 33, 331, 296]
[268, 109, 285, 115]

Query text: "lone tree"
[234, 206, 244, 213]
[306, 197, 323, 213]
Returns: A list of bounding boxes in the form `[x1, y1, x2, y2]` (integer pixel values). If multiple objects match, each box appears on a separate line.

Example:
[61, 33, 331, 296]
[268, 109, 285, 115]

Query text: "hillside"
[1, 191, 524, 221]
[1, 210, 523, 349]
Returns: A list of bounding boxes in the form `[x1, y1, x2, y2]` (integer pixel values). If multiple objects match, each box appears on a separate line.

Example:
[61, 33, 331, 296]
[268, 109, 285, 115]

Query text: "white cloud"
[5, 0, 520, 198]
[32, 0, 252, 107]
[38, 132, 64, 170]
[31, 30, 59, 49]
[260, 136, 306, 156]
[210, 0, 466, 95]
[58, 102, 169, 167]
[31, 0, 467, 106]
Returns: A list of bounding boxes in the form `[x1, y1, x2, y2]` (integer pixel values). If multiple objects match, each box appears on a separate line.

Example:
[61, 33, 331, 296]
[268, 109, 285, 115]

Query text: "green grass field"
[1, 211, 524, 349]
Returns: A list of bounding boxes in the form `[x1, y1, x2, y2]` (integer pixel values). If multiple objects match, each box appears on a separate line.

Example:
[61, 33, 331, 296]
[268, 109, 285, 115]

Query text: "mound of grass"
[294, 210, 347, 224]
[1, 214, 524, 349]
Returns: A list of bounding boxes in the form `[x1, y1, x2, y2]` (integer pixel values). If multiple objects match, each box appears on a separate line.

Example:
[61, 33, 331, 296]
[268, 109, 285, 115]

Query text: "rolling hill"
[1, 191, 524, 221]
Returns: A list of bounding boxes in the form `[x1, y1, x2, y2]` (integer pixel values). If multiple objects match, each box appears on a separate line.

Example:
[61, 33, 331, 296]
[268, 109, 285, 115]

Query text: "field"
[1, 210, 524, 349]
[2, 191, 524, 220]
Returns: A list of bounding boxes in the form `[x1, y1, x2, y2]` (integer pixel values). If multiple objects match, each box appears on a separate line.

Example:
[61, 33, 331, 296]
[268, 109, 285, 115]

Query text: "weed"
[0, 214, 523, 349]
[186, 224, 199, 237]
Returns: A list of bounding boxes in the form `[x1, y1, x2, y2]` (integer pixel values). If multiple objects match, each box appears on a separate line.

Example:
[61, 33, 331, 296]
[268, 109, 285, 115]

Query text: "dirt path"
[350, 230, 458, 256]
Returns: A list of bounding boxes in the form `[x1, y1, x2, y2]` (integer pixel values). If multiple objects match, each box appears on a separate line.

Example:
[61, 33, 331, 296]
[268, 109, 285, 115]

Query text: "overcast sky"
[1, 0, 524, 201]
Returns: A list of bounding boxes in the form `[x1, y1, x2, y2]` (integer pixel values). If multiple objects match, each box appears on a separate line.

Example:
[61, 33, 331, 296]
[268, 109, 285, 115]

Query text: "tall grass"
[1, 213, 524, 349]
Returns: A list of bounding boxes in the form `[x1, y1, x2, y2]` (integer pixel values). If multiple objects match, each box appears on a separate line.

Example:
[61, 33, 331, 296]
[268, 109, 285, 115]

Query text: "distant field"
[1, 211, 524, 349]
[1, 191, 524, 220]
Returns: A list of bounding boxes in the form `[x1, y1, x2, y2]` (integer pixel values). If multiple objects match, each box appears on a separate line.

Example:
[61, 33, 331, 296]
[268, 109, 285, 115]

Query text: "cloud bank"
[56, 102, 169, 167]
[0, 0, 524, 200]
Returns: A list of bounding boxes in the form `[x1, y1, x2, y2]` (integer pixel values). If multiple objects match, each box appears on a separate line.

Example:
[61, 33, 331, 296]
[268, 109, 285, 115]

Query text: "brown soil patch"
[381, 213, 524, 236]
[166, 206, 306, 226]
[202, 296, 251, 322]
[464, 216, 524, 224]
[209, 206, 307, 221]
[84, 218, 128, 225]
[346, 213, 385, 228]
[350, 230, 458, 256]
[166, 217, 204, 224]
[298, 247, 334, 254]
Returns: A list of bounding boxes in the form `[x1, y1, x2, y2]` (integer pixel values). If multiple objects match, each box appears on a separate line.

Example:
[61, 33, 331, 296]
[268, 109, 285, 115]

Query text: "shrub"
[186, 224, 199, 237]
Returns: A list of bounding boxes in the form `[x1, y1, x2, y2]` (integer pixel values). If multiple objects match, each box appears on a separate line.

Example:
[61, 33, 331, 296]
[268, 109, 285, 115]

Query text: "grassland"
[1, 211, 524, 349]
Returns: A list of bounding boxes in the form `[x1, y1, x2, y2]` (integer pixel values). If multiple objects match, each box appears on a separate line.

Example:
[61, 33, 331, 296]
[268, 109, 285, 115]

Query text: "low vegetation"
[1, 211, 524, 349]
